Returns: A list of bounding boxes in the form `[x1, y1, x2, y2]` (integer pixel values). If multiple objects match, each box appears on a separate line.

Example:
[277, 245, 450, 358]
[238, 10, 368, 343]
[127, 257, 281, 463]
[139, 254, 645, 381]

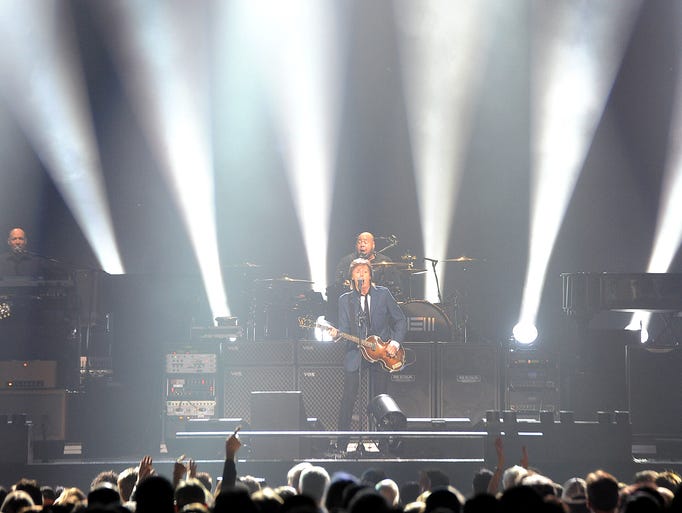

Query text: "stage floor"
[3, 425, 681, 494]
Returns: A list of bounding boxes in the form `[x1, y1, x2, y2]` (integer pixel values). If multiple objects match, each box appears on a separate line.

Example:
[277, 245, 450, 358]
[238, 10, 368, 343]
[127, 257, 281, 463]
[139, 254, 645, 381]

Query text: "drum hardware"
[255, 276, 315, 284]
[224, 261, 262, 268]
[442, 256, 479, 263]
[370, 261, 410, 268]
[376, 234, 399, 254]
[423, 257, 444, 304]
[248, 277, 319, 341]
[402, 268, 427, 274]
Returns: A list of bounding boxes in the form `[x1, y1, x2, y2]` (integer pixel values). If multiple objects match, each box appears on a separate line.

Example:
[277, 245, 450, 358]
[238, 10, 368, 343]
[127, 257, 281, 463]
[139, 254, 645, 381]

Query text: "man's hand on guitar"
[386, 340, 400, 358]
[328, 327, 339, 339]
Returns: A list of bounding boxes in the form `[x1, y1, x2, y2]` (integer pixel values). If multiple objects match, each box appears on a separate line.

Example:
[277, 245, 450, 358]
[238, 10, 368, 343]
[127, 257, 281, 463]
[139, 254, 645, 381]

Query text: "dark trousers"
[338, 360, 390, 445]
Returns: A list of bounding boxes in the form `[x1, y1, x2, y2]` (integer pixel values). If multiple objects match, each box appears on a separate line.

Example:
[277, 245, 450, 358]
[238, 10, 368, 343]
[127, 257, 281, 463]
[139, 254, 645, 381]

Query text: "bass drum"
[399, 300, 453, 342]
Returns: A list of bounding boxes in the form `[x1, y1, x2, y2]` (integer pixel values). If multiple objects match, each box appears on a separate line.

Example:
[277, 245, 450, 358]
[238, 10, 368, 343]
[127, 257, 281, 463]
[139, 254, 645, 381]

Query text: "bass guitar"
[298, 317, 405, 372]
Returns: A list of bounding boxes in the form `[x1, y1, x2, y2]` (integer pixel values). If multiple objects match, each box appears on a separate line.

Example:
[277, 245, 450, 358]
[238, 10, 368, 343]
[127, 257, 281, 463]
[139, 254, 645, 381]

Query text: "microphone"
[356, 279, 364, 292]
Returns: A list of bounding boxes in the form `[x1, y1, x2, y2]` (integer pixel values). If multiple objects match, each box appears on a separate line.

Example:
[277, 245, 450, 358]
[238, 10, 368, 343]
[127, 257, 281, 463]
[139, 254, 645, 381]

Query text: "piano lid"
[562, 272, 682, 317]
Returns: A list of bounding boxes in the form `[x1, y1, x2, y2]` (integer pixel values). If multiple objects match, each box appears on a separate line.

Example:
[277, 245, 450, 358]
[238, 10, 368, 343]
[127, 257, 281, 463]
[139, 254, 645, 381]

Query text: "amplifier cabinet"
[223, 366, 296, 423]
[223, 341, 295, 366]
[297, 366, 369, 431]
[296, 340, 345, 365]
[0, 360, 57, 389]
[439, 343, 500, 423]
[627, 345, 682, 436]
[0, 389, 66, 440]
[386, 342, 435, 418]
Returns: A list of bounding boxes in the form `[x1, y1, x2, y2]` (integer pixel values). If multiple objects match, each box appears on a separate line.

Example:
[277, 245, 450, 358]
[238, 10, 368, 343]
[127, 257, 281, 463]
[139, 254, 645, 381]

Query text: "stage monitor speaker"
[297, 366, 369, 431]
[386, 342, 435, 418]
[250, 391, 305, 459]
[439, 343, 499, 424]
[627, 345, 682, 436]
[0, 389, 66, 440]
[223, 366, 295, 423]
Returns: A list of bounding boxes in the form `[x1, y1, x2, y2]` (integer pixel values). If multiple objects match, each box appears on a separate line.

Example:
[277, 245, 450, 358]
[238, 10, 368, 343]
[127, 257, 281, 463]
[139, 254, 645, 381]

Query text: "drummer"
[334, 232, 403, 298]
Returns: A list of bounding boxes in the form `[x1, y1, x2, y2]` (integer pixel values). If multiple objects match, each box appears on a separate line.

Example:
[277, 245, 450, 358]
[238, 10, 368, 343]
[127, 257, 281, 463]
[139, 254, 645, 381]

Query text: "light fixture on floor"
[368, 394, 407, 431]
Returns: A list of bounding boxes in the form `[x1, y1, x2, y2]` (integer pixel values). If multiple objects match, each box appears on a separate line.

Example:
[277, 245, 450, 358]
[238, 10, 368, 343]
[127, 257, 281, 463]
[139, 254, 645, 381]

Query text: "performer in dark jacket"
[331, 258, 406, 449]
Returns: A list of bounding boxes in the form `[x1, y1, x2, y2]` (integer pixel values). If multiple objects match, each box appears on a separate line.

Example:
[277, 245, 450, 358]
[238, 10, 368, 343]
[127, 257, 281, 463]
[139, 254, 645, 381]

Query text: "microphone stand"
[424, 257, 443, 304]
[376, 235, 399, 254]
[356, 293, 371, 436]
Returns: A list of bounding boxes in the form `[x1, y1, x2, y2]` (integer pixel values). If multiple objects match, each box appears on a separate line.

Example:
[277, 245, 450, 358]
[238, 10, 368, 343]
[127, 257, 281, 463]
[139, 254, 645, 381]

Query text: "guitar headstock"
[297, 316, 316, 329]
[0, 302, 10, 320]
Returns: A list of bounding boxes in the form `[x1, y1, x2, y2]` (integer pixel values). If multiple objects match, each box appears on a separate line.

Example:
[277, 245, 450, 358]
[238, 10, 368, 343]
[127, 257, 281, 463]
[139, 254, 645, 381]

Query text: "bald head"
[7, 228, 27, 254]
[355, 232, 375, 258]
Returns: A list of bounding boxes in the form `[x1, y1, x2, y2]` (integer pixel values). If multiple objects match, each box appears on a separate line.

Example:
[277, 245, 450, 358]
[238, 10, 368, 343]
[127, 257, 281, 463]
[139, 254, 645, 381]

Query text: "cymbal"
[256, 276, 314, 284]
[371, 261, 409, 268]
[442, 256, 478, 263]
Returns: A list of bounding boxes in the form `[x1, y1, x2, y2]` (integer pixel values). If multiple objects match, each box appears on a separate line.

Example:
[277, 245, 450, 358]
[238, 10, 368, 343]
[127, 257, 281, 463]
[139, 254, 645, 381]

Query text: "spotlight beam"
[0, 1, 124, 274]
[395, 0, 499, 302]
[517, 1, 641, 331]
[101, 1, 229, 319]
[252, 0, 343, 292]
[627, 33, 682, 339]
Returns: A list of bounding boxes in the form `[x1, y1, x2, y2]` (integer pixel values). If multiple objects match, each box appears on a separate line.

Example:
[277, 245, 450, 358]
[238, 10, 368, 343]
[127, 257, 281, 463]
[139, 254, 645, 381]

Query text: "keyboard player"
[0, 227, 73, 369]
[0, 227, 66, 278]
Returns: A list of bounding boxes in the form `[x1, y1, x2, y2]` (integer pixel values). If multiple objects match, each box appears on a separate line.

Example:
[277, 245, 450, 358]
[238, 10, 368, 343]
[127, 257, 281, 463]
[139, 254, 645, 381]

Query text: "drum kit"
[225, 240, 483, 343]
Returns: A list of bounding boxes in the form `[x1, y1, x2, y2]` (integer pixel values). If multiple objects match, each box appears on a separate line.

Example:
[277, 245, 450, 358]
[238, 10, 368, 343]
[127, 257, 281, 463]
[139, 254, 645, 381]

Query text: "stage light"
[512, 322, 538, 345]
[394, 1, 499, 302]
[368, 394, 407, 431]
[516, 1, 640, 339]
[625, 313, 649, 343]
[0, 1, 124, 274]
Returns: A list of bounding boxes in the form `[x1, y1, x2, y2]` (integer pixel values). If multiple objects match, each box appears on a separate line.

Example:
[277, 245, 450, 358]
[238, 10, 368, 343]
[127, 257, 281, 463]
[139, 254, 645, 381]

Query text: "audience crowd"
[0, 434, 680, 513]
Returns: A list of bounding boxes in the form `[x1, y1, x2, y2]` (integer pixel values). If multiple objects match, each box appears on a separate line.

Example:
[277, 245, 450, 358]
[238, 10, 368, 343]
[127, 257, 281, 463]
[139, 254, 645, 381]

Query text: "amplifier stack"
[165, 340, 502, 434]
[505, 347, 560, 418]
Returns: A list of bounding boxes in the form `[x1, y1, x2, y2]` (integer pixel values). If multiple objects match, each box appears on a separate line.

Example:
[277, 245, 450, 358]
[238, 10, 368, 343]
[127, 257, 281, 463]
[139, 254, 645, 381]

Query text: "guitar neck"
[315, 323, 362, 345]
[337, 330, 362, 346]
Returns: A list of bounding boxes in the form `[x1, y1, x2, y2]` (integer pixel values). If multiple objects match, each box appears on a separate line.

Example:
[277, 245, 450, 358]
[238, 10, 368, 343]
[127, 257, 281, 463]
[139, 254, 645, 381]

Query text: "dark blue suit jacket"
[337, 284, 407, 372]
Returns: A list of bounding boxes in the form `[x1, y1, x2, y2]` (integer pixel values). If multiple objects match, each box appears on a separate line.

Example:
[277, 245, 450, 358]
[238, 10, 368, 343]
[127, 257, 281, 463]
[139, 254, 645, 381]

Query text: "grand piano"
[561, 272, 682, 318]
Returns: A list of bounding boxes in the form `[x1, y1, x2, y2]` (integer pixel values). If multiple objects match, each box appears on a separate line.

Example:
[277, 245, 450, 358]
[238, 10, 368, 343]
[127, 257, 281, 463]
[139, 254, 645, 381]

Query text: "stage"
[3, 420, 681, 493]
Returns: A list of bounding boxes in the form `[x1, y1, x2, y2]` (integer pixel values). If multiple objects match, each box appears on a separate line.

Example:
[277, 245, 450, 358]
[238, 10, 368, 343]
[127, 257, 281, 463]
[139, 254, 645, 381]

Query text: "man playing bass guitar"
[329, 258, 407, 451]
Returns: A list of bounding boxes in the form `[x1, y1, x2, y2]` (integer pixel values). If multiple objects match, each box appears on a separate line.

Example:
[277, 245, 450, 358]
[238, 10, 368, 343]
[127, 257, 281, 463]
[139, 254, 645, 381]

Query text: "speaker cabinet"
[223, 367, 295, 422]
[297, 366, 369, 431]
[250, 391, 306, 459]
[296, 340, 346, 365]
[566, 330, 632, 420]
[223, 341, 295, 366]
[627, 345, 682, 436]
[386, 342, 435, 418]
[0, 389, 66, 440]
[0, 360, 57, 389]
[439, 343, 499, 424]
